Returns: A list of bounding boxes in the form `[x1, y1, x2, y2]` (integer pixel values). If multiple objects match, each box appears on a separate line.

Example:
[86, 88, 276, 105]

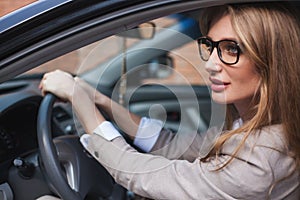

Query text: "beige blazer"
[85, 124, 299, 200]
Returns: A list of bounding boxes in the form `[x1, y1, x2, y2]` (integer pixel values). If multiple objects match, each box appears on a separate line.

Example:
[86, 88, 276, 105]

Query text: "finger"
[40, 79, 49, 93]
[39, 78, 46, 90]
[38, 82, 42, 89]
[40, 87, 46, 96]
[42, 72, 50, 80]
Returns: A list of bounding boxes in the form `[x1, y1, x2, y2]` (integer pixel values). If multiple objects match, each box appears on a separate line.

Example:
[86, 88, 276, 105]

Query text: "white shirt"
[80, 117, 163, 152]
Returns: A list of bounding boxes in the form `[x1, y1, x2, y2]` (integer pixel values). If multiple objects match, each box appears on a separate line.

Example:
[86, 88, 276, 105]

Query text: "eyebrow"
[206, 35, 240, 43]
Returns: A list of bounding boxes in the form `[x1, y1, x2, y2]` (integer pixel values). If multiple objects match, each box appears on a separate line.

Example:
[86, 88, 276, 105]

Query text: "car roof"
[0, 0, 72, 33]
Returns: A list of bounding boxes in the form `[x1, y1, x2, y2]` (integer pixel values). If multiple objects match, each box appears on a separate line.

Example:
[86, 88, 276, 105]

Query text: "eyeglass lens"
[198, 38, 239, 65]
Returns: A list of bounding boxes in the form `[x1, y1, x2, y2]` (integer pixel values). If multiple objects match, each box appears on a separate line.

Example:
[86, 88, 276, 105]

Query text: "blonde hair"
[200, 3, 300, 171]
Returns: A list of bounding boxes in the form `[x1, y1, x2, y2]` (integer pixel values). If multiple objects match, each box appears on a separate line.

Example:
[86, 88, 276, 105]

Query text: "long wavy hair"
[199, 3, 300, 172]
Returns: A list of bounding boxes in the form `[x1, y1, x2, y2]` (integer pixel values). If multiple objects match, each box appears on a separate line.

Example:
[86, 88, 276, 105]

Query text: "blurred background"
[0, 0, 36, 16]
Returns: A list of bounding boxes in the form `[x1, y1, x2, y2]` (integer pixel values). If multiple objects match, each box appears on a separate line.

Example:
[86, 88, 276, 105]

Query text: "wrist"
[69, 86, 87, 102]
[95, 92, 110, 108]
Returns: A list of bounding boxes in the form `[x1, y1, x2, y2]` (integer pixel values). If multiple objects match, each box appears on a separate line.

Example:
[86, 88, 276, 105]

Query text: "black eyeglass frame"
[197, 37, 242, 65]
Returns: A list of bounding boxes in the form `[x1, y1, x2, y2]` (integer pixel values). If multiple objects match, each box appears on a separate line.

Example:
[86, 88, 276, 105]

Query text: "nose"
[205, 49, 222, 74]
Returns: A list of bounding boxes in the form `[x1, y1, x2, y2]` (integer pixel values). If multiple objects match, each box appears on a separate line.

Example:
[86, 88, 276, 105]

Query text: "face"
[205, 14, 260, 116]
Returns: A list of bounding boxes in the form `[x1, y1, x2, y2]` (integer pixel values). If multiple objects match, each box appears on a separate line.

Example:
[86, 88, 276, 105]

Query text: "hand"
[39, 70, 76, 101]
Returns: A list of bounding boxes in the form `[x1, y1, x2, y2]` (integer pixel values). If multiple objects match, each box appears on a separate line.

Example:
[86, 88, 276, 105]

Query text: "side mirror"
[118, 22, 156, 39]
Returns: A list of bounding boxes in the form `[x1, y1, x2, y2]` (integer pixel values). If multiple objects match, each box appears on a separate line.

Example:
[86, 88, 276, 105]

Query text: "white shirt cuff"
[133, 117, 163, 152]
[93, 121, 122, 140]
[80, 134, 90, 149]
[80, 121, 121, 148]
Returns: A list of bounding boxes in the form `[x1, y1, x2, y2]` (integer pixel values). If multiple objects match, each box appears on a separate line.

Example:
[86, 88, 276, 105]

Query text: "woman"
[39, 3, 300, 199]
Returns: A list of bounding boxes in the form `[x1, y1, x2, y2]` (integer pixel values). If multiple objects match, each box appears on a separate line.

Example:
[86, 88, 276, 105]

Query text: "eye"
[204, 43, 212, 51]
[198, 38, 213, 61]
[221, 42, 239, 56]
[201, 39, 212, 52]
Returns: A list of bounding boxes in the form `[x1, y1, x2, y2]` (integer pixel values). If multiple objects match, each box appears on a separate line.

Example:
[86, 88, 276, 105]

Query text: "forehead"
[207, 14, 238, 41]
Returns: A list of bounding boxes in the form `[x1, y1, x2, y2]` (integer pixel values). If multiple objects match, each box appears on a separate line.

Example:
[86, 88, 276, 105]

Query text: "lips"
[209, 77, 230, 92]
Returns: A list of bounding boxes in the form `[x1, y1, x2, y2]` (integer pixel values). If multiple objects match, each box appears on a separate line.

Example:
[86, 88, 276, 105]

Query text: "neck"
[234, 99, 255, 121]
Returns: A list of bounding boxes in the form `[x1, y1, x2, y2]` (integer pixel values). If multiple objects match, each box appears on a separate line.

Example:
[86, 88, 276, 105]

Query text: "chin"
[211, 92, 230, 104]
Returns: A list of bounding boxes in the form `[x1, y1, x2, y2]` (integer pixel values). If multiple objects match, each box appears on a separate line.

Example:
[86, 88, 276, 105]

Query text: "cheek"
[209, 54, 262, 104]
[228, 70, 261, 101]
[212, 80, 260, 104]
[234, 77, 260, 94]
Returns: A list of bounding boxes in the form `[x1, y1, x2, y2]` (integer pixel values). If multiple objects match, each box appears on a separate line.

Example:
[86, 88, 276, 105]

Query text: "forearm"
[70, 87, 105, 134]
[94, 92, 141, 140]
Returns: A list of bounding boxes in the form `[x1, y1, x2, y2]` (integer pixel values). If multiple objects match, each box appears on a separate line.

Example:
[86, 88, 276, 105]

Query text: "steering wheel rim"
[37, 93, 114, 200]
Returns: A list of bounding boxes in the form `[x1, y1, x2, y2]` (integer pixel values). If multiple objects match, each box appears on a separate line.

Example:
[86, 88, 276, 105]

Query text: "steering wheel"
[37, 93, 114, 200]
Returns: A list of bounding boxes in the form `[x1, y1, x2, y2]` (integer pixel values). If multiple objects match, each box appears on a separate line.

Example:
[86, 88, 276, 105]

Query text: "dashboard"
[0, 79, 85, 164]
[0, 98, 40, 163]
[0, 78, 84, 199]
[0, 80, 42, 168]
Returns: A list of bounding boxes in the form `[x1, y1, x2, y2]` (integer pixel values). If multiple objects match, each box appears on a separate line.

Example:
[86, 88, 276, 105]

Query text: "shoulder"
[221, 124, 293, 167]
[223, 124, 287, 153]
[251, 124, 287, 150]
[222, 124, 296, 173]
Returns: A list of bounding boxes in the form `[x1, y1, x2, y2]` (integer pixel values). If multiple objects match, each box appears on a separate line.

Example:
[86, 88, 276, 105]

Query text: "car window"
[26, 15, 209, 86]
[141, 41, 209, 86]
[26, 17, 176, 74]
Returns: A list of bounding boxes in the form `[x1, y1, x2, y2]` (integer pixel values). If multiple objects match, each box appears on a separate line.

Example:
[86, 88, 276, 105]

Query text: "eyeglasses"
[197, 37, 242, 65]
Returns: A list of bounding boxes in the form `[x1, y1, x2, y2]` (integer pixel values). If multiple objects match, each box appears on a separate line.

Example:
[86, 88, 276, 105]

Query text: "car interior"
[0, 1, 299, 199]
[0, 6, 215, 198]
